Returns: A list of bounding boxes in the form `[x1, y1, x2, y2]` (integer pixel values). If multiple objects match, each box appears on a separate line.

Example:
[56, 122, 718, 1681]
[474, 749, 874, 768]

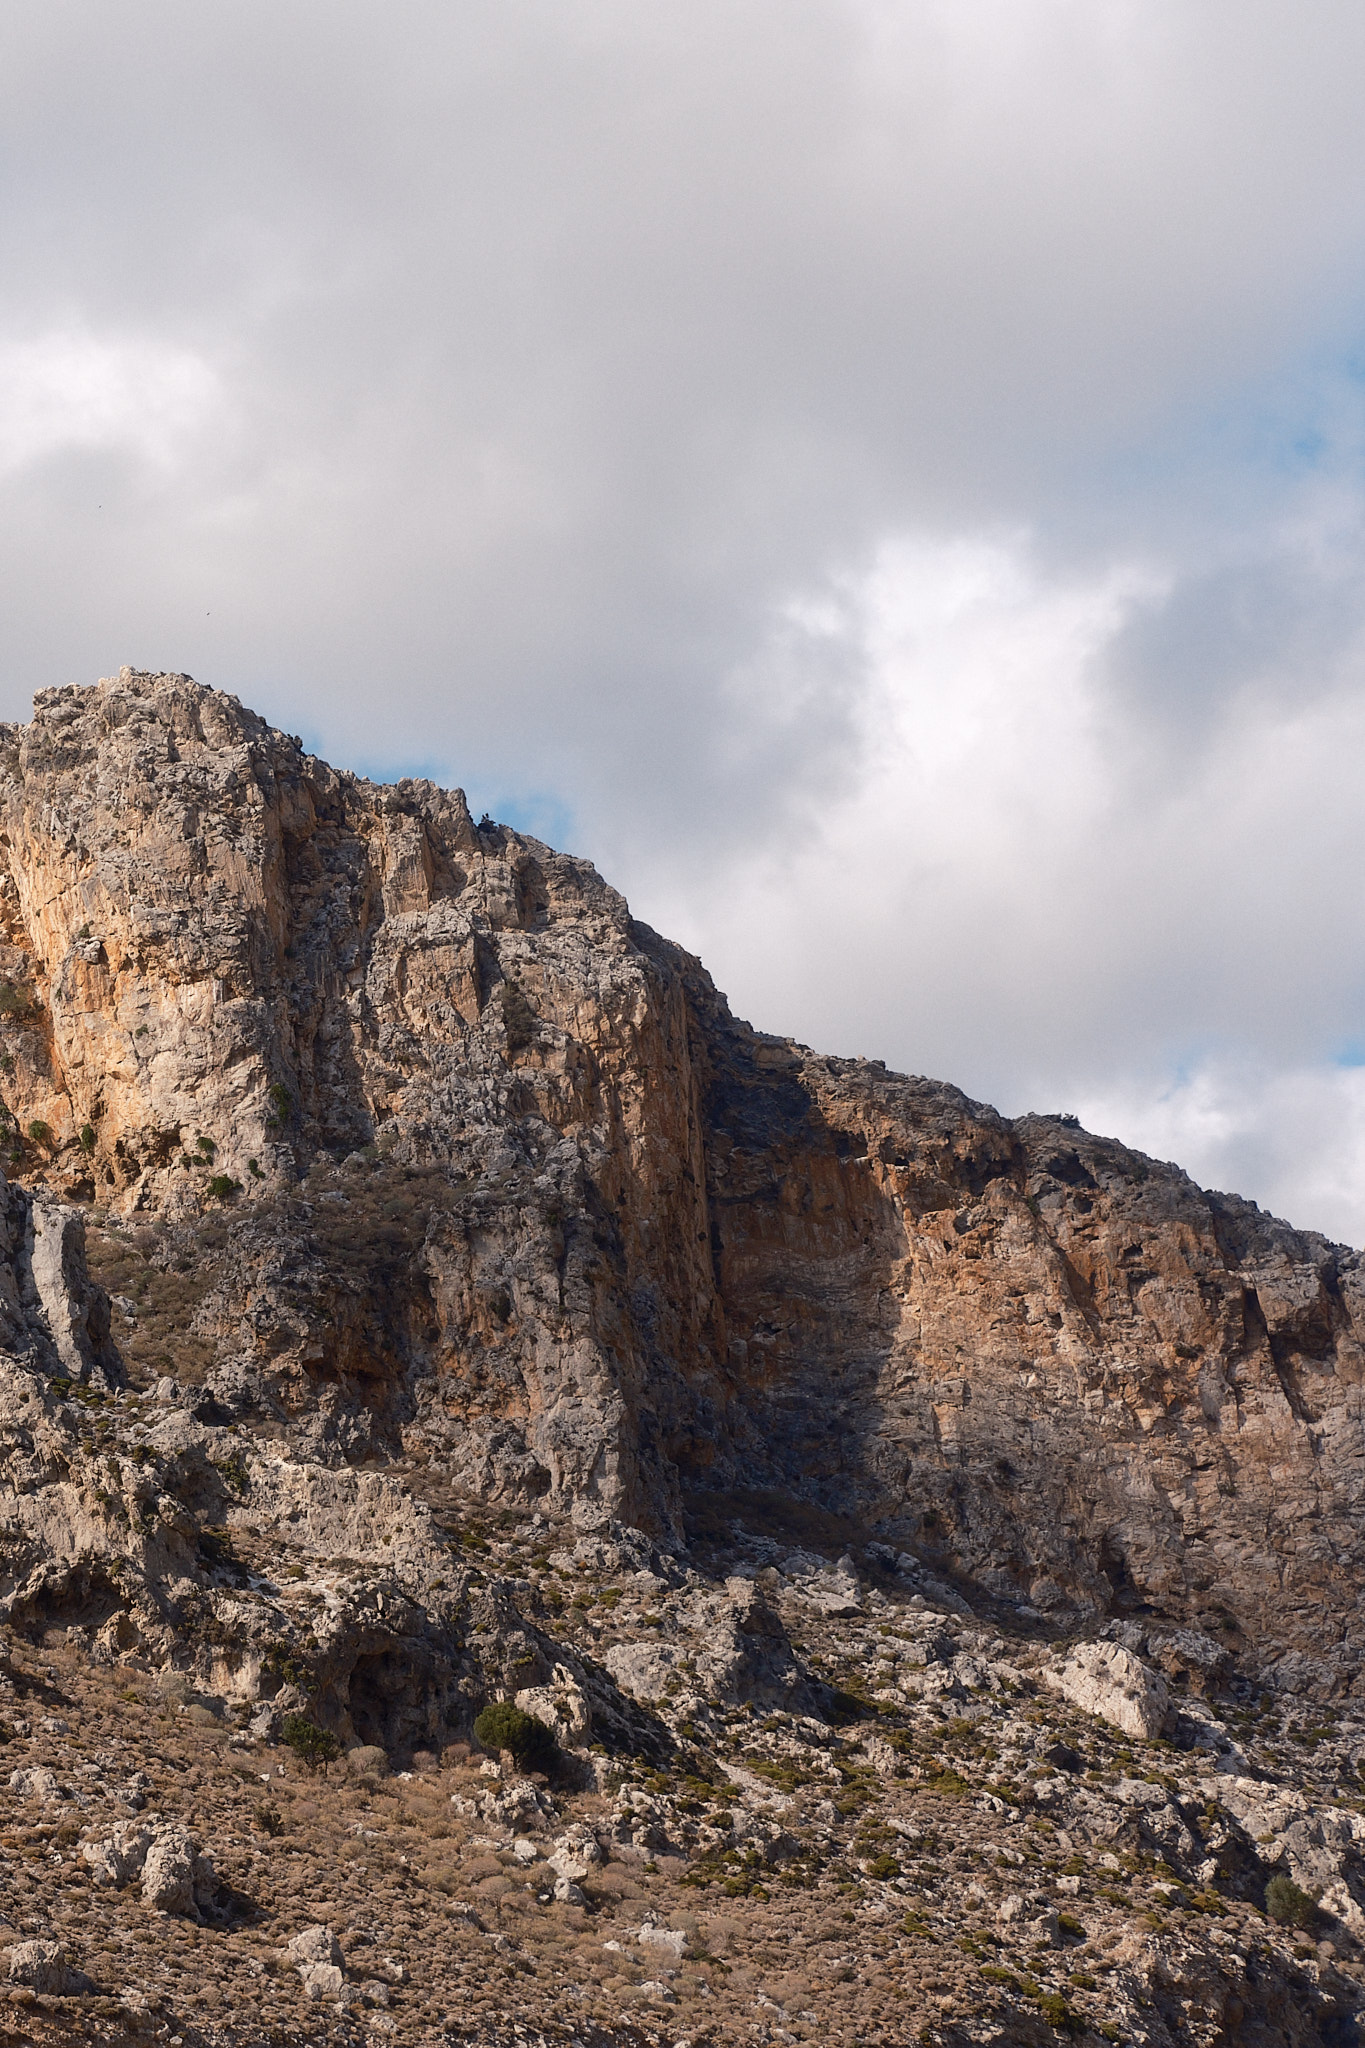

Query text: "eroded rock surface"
[0, 668, 1359, 2046]
[0, 668, 1354, 1682]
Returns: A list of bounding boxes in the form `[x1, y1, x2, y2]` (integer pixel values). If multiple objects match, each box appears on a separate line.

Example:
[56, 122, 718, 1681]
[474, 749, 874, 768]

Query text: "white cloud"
[1077, 1060, 1365, 1249]
[3, 4, 1365, 1238]
[633, 516, 1365, 1243]
[0, 332, 223, 479]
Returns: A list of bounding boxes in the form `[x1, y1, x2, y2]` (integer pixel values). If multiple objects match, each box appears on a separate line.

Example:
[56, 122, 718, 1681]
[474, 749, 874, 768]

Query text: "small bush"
[282, 1715, 342, 1773]
[206, 1174, 241, 1200]
[78, 1124, 96, 1153]
[473, 1701, 557, 1774]
[26, 1119, 51, 1148]
[253, 1802, 284, 1836]
[1265, 1874, 1317, 1929]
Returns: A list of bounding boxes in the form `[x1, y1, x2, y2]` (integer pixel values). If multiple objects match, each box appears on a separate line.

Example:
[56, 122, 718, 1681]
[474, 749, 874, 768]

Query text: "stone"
[8, 1767, 61, 1803]
[285, 1925, 344, 1969]
[639, 1924, 688, 1958]
[302, 1961, 345, 2001]
[548, 1823, 603, 1883]
[140, 1823, 216, 1917]
[0, 668, 1356, 1677]
[81, 1820, 155, 1887]
[4, 1939, 78, 1994]
[1041, 1642, 1170, 1740]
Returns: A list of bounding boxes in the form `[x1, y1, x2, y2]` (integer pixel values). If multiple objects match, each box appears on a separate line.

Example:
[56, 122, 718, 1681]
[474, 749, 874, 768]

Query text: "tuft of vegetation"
[1265, 1874, 1317, 1929]
[78, 1123, 96, 1153]
[473, 1700, 557, 1775]
[265, 1082, 293, 1129]
[282, 1715, 342, 1774]
[26, 1119, 52, 1148]
[206, 1174, 241, 1201]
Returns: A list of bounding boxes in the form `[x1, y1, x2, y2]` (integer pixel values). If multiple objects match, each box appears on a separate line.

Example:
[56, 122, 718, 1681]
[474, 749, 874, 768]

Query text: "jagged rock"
[0, 668, 1353, 1673]
[80, 1816, 214, 1917]
[285, 1924, 344, 1969]
[81, 1819, 155, 1886]
[9, 1766, 61, 1803]
[548, 1822, 602, 1883]
[139, 1822, 216, 1916]
[4, 1939, 81, 1993]
[998, 1893, 1061, 1945]
[302, 1961, 345, 2001]
[514, 1662, 591, 1740]
[1041, 1641, 1171, 1739]
[638, 1923, 687, 1958]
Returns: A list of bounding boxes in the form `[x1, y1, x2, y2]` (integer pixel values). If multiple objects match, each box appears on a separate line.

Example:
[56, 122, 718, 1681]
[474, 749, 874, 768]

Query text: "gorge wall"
[0, 668, 1359, 1690]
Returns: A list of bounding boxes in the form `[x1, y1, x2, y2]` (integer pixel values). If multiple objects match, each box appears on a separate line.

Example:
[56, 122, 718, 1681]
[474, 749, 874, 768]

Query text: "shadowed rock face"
[0, 668, 1358, 1680]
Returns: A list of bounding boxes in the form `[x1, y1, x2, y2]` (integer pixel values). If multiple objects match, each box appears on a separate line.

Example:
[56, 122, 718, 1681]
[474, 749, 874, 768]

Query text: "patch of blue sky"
[1065, 334, 1365, 553]
[1333, 1039, 1365, 1069]
[480, 787, 580, 850]
[343, 741, 581, 850]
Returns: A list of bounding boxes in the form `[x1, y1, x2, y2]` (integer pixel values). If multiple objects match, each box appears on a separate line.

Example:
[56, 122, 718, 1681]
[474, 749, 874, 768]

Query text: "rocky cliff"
[0, 667, 1357, 1688]
[0, 669, 1364, 2047]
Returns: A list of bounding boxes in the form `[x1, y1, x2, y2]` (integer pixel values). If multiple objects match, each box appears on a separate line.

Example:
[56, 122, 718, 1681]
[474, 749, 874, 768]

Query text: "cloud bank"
[4, 2, 1365, 1237]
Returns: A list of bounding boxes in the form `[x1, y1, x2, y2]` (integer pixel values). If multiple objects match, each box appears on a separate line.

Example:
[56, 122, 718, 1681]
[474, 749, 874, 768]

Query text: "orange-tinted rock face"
[0, 668, 1361, 1678]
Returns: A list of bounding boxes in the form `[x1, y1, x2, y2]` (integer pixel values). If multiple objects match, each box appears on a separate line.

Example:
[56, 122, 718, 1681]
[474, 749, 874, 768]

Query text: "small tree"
[1265, 1874, 1317, 1930]
[282, 1714, 341, 1775]
[473, 1701, 556, 1775]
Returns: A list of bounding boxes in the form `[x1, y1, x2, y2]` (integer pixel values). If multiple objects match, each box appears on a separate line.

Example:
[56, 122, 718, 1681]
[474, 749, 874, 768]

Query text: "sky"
[5, 2, 1365, 1242]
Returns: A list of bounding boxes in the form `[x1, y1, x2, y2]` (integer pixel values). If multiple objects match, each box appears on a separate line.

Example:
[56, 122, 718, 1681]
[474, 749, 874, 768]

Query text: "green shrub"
[281, 1715, 341, 1774]
[206, 1174, 241, 1200]
[472, 1701, 556, 1774]
[26, 1119, 51, 1148]
[1265, 1874, 1317, 1929]
[78, 1123, 96, 1153]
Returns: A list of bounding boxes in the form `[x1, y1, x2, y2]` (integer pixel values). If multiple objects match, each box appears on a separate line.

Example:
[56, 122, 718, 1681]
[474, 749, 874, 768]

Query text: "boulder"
[5, 1939, 80, 1993]
[1041, 1641, 1170, 1740]
[548, 1823, 603, 1884]
[81, 1820, 155, 1887]
[302, 1961, 345, 2001]
[9, 1766, 61, 1803]
[141, 1823, 216, 1917]
[285, 1924, 344, 1969]
[638, 1923, 687, 1958]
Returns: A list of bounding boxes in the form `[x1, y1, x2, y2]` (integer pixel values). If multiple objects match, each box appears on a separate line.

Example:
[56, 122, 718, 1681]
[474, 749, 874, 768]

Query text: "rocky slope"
[0, 667, 1360, 2045]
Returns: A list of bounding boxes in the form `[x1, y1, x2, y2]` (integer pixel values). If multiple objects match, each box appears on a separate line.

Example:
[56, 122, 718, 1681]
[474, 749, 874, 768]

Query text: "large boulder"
[140, 1822, 217, 1916]
[80, 1816, 215, 1918]
[1041, 1641, 1170, 1739]
[5, 1939, 82, 1993]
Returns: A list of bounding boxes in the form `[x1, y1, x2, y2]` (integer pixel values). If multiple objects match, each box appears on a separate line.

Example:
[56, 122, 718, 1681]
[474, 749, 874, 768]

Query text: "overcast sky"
[5, 2, 1365, 1241]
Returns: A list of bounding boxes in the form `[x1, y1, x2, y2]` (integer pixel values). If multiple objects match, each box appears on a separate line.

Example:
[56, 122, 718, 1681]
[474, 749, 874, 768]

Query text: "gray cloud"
[4, 2, 1365, 1232]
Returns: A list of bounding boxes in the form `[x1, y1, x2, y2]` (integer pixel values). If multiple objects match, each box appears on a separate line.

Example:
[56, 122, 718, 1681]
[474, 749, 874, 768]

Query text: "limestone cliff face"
[0, 669, 1360, 1682]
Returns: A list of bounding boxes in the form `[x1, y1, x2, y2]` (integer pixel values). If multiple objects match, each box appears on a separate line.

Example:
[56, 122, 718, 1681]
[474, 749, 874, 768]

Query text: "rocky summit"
[0, 670, 1360, 2047]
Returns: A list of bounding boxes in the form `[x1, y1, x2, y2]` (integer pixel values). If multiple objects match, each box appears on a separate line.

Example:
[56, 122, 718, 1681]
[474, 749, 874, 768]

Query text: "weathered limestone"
[0, 669, 1357, 1681]
[1041, 1641, 1171, 1739]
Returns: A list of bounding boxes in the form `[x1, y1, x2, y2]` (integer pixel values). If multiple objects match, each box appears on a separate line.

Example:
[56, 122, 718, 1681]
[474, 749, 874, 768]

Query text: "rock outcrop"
[0, 665, 1358, 1691]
